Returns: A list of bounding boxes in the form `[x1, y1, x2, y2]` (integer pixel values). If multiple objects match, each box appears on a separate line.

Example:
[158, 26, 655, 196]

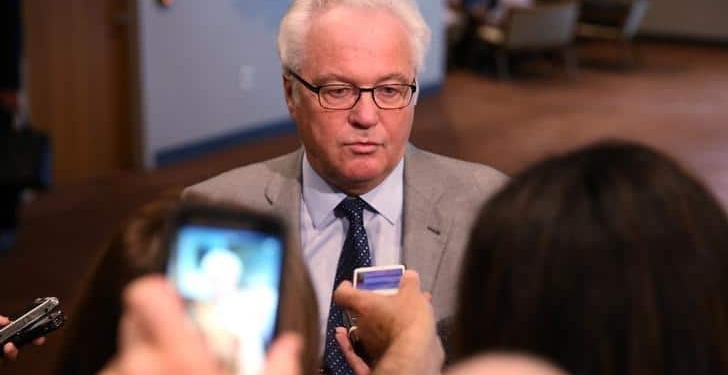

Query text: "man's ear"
[283, 74, 296, 113]
[412, 78, 419, 106]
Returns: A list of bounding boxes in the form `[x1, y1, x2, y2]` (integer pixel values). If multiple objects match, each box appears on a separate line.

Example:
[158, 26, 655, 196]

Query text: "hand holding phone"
[344, 265, 405, 362]
[0, 297, 66, 350]
[11, 310, 65, 348]
[333, 270, 437, 369]
[164, 205, 286, 375]
[347, 265, 406, 330]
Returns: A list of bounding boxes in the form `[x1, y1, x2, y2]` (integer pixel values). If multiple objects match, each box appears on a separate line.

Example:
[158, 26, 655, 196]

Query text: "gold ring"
[347, 325, 359, 342]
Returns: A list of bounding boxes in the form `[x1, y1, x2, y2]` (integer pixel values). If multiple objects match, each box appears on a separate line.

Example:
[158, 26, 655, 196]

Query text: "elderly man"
[184, 0, 506, 373]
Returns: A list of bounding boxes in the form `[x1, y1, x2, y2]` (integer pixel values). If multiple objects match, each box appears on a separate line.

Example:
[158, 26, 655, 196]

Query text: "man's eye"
[377, 85, 404, 97]
[324, 86, 354, 98]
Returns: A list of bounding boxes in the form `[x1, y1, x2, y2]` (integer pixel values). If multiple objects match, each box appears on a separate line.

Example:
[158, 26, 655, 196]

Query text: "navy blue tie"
[323, 196, 372, 375]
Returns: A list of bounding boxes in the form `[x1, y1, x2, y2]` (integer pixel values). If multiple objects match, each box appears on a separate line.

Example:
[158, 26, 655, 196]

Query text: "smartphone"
[353, 265, 405, 295]
[165, 204, 286, 375]
[347, 265, 406, 328]
[343, 265, 404, 363]
[0, 297, 61, 347]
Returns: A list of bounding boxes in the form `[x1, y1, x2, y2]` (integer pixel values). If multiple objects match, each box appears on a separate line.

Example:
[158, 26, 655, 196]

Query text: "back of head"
[453, 140, 728, 375]
[447, 353, 570, 375]
[277, 0, 431, 73]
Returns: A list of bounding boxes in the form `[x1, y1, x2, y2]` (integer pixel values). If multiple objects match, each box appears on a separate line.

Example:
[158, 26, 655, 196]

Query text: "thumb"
[333, 280, 360, 309]
[264, 333, 303, 375]
[397, 270, 422, 293]
[423, 292, 433, 303]
[122, 275, 189, 347]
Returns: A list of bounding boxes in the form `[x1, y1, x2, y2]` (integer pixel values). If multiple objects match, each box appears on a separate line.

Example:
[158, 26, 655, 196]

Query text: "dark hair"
[53, 192, 178, 375]
[453, 140, 728, 375]
[55, 192, 320, 375]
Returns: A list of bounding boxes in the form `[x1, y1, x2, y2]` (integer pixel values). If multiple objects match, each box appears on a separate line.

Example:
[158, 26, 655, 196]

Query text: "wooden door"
[23, 0, 134, 186]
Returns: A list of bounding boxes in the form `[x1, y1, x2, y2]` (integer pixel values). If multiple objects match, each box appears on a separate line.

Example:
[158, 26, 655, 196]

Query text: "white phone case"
[352, 265, 405, 295]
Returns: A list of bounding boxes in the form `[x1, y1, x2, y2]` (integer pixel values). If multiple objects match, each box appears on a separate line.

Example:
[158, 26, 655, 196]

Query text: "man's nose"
[348, 91, 379, 128]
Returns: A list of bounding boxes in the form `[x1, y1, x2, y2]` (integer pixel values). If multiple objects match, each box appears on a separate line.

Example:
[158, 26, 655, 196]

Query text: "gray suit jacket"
[183, 144, 507, 320]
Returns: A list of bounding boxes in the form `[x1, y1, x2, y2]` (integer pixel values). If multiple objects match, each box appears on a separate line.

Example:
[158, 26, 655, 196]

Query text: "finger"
[122, 275, 189, 347]
[118, 311, 143, 349]
[105, 346, 168, 375]
[3, 342, 18, 360]
[423, 291, 432, 303]
[397, 270, 422, 292]
[335, 328, 371, 375]
[97, 367, 121, 375]
[333, 280, 362, 310]
[264, 332, 302, 375]
[33, 337, 46, 346]
[347, 326, 359, 343]
[121, 276, 224, 374]
[97, 363, 120, 375]
[97, 356, 123, 375]
[0, 315, 9, 326]
[335, 327, 355, 351]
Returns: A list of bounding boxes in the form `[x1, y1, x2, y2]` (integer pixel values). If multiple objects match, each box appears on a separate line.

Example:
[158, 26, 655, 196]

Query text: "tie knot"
[336, 196, 367, 222]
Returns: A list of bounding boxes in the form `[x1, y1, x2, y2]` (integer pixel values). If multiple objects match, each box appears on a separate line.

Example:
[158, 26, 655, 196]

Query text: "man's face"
[284, 6, 416, 195]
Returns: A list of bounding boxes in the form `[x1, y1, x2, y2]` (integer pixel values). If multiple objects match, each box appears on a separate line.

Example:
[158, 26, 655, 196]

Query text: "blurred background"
[0, 0, 726, 374]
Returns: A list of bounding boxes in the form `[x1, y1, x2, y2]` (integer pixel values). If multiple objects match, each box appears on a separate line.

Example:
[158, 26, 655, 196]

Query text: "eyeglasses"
[287, 70, 417, 110]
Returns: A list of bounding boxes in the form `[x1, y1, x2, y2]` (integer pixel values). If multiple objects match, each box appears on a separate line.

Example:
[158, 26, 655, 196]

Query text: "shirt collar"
[302, 153, 404, 229]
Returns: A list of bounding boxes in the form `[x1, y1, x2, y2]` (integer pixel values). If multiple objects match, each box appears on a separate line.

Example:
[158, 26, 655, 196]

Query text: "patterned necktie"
[322, 196, 373, 375]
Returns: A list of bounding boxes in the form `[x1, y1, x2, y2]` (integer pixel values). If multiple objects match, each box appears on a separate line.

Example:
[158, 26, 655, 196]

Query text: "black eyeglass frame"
[287, 70, 417, 110]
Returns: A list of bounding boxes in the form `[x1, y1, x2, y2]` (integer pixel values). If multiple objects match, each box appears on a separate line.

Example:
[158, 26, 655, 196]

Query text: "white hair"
[277, 0, 431, 74]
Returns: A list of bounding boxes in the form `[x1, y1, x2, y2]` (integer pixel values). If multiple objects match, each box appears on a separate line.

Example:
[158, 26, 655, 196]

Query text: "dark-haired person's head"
[453, 140, 728, 375]
[54, 192, 320, 375]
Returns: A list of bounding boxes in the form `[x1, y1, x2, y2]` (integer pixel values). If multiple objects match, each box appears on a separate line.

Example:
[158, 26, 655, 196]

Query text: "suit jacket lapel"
[264, 149, 304, 251]
[402, 145, 451, 293]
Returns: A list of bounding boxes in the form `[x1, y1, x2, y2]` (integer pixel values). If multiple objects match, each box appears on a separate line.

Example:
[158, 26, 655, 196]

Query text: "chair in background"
[445, 1, 469, 70]
[577, 0, 651, 66]
[475, 0, 580, 80]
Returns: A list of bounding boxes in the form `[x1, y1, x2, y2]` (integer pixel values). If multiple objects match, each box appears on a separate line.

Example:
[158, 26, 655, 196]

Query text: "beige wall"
[641, 0, 728, 41]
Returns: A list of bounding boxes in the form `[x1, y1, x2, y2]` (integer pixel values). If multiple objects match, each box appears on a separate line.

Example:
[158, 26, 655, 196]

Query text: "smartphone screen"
[353, 265, 405, 295]
[166, 206, 285, 375]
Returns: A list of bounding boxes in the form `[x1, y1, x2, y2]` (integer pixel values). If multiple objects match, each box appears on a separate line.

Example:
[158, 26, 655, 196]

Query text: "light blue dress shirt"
[300, 153, 404, 350]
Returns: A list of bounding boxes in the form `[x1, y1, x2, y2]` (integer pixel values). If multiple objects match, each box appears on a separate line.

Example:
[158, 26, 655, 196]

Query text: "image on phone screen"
[166, 217, 284, 375]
